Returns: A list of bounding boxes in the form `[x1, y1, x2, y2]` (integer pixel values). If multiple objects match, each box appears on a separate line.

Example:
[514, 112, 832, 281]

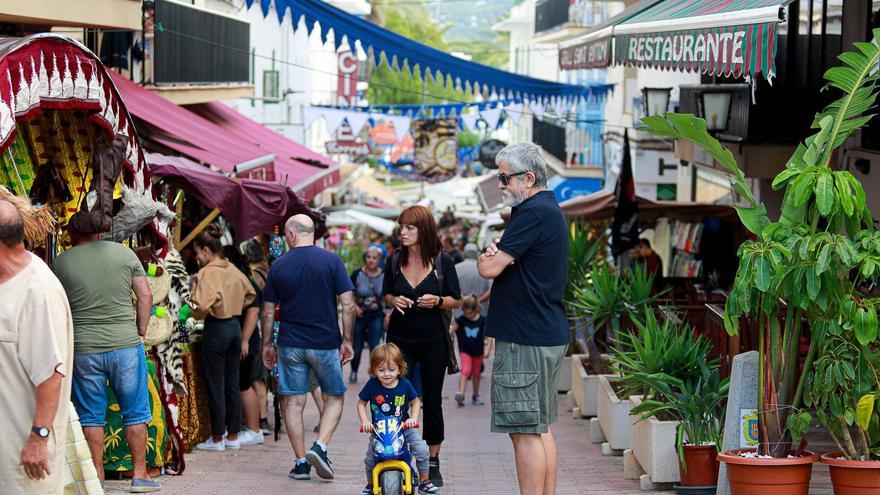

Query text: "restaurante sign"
[559, 37, 610, 70]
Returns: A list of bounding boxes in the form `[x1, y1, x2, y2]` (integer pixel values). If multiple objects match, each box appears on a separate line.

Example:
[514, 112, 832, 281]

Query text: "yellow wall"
[0, 0, 142, 30]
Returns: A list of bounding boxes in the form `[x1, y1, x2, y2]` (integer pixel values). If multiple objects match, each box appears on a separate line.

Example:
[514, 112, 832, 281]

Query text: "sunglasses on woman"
[497, 171, 529, 186]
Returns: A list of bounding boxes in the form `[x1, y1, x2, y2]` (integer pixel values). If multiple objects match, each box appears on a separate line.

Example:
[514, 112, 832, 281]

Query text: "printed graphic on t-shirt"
[464, 325, 481, 339]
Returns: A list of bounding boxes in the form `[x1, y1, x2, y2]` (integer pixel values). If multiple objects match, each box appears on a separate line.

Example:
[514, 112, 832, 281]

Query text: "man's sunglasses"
[497, 171, 529, 186]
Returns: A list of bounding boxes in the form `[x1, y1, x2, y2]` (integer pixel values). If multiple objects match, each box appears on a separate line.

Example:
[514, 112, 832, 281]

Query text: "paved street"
[103, 362, 834, 495]
[120, 364, 653, 495]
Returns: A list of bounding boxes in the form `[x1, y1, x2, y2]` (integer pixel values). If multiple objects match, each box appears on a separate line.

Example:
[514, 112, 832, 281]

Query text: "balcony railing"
[152, 0, 249, 85]
[535, 0, 570, 34]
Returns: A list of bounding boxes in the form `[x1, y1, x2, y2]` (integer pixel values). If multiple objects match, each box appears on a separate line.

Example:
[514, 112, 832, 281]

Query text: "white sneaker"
[238, 429, 264, 446]
[195, 438, 225, 452]
[225, 436, 241, 450]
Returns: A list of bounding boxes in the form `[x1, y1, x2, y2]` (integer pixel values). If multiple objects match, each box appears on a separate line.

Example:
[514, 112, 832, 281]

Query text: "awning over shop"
[186, 102, 340, 200]
[561, 0, 794, 80]
[109, 72, 273, 174]
[560, 189, 737, 224]
[326, 209, 396, 236]
[247, 0, 597, 106]
[147, 152, 326, 240]
[351, 174, 398, 206]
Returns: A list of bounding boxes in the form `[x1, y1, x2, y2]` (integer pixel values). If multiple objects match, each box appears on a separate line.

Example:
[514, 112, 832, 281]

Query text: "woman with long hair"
[222, 245, 265, 446]
[383, 205, 461, 486]
[190, 225, 255, 451]
[349, 246, 385, 383]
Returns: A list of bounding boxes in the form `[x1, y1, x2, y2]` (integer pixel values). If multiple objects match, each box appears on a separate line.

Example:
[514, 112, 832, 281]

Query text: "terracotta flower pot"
[717, 448, 818, 495]
[819, 451, 880, 495]
[679, 445, 720, 487]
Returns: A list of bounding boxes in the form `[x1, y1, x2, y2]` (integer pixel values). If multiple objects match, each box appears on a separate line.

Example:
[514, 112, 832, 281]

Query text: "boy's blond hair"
[368, 342, 408, 377]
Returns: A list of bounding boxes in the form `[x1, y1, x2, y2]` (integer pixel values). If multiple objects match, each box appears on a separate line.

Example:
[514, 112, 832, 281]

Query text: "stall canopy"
[246, 0, 601, 107]
[560, 0, 795, 80]
[147, 153, 326, 240]
[186, 102, 340, 201]
[560, 189, 737, 224]
[109, 72, 273, 175]
[326, 209, 396, 236]
[0, 34, 167, 244]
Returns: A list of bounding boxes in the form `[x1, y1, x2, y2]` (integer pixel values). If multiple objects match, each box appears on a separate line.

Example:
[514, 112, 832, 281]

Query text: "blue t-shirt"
[263, 245, 355, 350]
[358, 377, 419, 421]
[486, 190, 569, 346]
[455, 315, 486, 356]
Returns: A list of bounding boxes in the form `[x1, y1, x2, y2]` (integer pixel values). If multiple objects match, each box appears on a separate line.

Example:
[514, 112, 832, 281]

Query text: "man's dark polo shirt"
[486, 190, 569, 346]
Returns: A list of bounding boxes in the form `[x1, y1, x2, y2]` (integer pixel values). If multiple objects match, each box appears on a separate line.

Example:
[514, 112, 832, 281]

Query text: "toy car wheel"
[380, 470, 405, 495]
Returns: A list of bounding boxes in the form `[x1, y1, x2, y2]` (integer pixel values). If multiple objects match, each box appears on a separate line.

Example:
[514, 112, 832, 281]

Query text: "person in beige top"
[0, 199, 73, 495]
[190, 224, 256, 452]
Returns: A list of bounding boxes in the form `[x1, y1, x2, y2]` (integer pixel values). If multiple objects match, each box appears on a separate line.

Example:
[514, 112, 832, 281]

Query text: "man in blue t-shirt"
[261, 214, 356, 482]
[478, 143, 569, 495]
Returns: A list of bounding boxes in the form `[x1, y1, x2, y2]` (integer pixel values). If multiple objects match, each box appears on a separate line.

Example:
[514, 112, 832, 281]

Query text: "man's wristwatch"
[436, 296, 444, 308]
[32, 426, 50, 438]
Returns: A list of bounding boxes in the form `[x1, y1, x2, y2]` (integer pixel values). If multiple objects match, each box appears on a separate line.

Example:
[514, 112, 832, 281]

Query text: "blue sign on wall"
[548, 176, 603, 203]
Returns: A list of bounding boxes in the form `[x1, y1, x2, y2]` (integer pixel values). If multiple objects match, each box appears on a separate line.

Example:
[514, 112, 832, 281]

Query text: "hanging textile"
[102, 355, 171, 472]
[247, 0, 594, 105]
[0, 131, 35, 196]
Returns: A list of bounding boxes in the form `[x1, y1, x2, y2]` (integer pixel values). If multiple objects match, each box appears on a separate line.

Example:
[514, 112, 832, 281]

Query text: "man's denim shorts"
[277, 347, 347, 396]
[72, 343, 151, 427]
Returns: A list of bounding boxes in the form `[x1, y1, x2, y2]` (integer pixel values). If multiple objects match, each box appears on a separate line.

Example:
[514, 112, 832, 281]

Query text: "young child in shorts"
[357, 343, 440, 495]
[450, 295, 493, 406]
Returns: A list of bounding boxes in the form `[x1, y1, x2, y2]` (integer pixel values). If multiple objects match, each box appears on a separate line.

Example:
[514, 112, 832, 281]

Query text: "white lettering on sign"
[560, 38, 610, 70]
[622, 29, 749, 67]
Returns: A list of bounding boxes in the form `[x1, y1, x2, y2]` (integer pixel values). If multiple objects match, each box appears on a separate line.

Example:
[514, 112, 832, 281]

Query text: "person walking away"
[189, 225, 256, 452]
[222, 245, 265, 446]
[450, 296, 492, 407]
[384, 205, 461, 486]
[0, 200, 74, 494]
[478, 143, 569, 495]
[454, 243, 491, 317]
[349, 246, 386, 383]
[260, 214, 356, 481]
[241, 238, 272, 434]
[442, 236, 463, 264]
[356, 343, 439, 495]
[54, 224, 160, 492]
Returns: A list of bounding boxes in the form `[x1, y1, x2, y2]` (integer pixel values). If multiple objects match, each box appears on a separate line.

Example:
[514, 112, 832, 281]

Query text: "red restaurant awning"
[186, 102, 340, 201]
[109, 72, 272, 174]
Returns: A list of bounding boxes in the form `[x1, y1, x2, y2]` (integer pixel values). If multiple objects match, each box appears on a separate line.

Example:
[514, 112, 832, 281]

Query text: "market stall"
[0, 33, 179, 484]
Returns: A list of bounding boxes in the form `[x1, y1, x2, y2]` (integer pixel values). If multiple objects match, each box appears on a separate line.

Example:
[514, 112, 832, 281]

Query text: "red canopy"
[186, 102, 340, 201]
[146, 153, 326, 240]
[109, 72, 272, 174]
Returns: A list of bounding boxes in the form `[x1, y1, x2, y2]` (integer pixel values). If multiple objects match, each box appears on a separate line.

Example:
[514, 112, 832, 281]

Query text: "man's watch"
[436, 296, 444, 308]
[32, 426, 50, 438]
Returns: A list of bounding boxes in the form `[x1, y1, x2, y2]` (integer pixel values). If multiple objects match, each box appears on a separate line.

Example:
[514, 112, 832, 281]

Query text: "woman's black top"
[383, 252, 461, 343]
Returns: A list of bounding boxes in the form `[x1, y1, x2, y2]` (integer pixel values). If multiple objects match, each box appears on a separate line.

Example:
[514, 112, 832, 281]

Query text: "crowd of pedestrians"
[1, 142, 569, 495]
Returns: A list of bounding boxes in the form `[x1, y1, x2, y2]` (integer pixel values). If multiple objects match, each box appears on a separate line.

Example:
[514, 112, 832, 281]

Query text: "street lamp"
[701, 89, 733, 133]
[641, 87, 672, 118]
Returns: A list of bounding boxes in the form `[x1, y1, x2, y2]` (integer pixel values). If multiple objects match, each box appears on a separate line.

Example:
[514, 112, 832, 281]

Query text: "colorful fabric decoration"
[102, 356, 170, 472]
[0, 132, 35, 195]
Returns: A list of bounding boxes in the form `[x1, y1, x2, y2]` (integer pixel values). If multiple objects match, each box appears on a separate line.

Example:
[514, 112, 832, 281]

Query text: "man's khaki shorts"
[490, 340, 567, 434]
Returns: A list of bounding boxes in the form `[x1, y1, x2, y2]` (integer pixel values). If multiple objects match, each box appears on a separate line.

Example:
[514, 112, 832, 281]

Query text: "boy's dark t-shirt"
[358, 377, 419, 421]
[455, 315, 486, 356]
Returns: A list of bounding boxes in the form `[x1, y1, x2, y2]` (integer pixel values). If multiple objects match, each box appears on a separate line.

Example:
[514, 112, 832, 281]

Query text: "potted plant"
[616, 311, 720, 483]
[640, 30, 880, 495]
[807, 334, 880, 493]
[631, 361, 728, 488]
[562, 219, 604, 393]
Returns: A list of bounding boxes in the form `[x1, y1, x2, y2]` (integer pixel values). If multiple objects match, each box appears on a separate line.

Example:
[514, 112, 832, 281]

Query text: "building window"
[263, 70, 279, 102]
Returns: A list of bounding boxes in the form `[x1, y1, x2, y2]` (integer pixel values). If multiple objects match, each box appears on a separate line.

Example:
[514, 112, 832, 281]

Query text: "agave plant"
[630, 361, 729, 468]
[570, 263, 628, 373]
[624, 262, 666, 316]
[640, 30, 880, 458]
[613, 310, 713, 399]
